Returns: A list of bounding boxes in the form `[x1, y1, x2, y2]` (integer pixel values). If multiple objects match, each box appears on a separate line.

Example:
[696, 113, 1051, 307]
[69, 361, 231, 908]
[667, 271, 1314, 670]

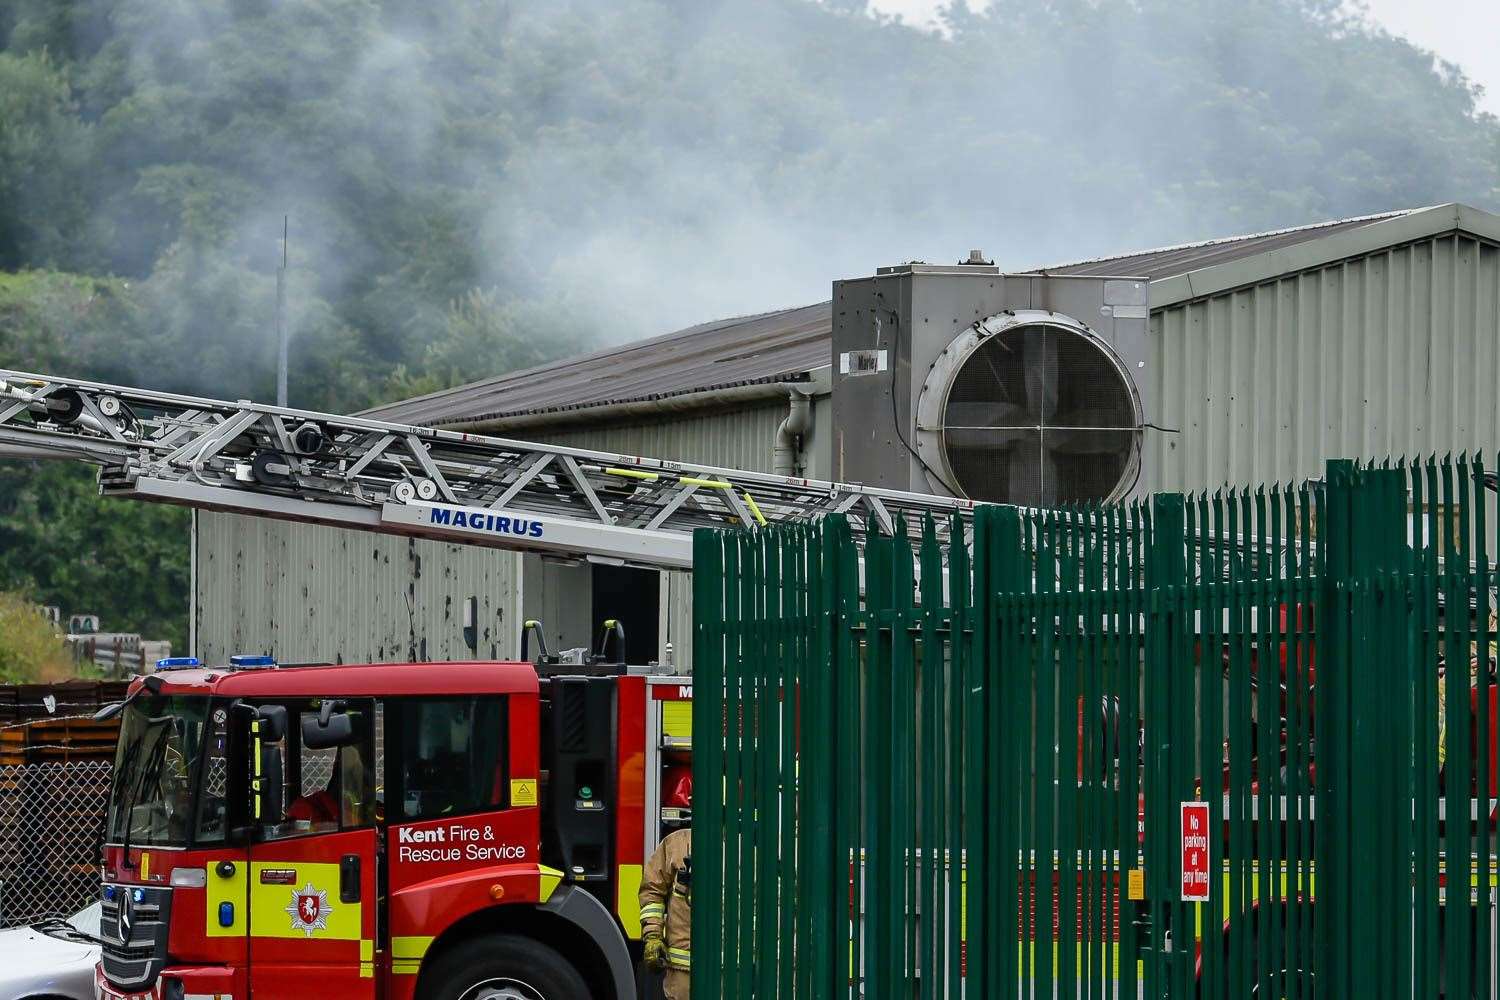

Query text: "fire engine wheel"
[423, 934, 591, 1000]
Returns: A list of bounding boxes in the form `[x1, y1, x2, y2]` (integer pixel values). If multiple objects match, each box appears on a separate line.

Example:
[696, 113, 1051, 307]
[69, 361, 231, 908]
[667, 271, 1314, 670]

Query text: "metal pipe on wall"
[773, 389, 814, 477]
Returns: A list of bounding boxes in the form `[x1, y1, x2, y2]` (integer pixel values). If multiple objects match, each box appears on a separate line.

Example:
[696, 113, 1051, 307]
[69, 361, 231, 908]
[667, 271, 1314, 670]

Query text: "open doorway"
[589, 565, 661, 666]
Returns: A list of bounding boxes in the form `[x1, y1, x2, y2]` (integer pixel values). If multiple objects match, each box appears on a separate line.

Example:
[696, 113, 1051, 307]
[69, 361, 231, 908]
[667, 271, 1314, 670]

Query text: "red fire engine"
[93, 634, 694, 1000]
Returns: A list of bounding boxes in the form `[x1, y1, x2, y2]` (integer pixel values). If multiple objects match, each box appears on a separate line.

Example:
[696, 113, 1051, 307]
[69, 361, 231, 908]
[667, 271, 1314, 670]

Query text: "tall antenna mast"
[275, 215, 289, 407]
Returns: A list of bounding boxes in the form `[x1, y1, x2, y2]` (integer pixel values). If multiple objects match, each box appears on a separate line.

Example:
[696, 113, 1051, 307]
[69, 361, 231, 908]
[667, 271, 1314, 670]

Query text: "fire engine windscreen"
[108, 697, 227, 848]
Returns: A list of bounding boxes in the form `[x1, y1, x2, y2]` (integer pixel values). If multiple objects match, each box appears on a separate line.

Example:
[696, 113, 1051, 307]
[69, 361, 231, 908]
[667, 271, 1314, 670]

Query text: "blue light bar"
[229, 654, 277, 669]
[155, 657, 201, 670]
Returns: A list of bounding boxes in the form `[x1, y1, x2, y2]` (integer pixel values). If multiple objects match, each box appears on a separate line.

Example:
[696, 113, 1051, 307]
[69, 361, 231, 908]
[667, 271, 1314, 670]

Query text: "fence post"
[964, 506, 990, 997]
[1317, 459, 1409, 999]
[1141, 493, 1189, 995]
[691, 527, 725, 1000]
[982, 504, 1025, 996]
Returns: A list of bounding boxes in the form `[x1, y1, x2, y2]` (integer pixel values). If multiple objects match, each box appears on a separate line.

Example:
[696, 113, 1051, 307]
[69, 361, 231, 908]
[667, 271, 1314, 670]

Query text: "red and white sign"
[651, 684, 693, 701]
[1181, 801, 1211, 901]
[390, 815, 531, 887]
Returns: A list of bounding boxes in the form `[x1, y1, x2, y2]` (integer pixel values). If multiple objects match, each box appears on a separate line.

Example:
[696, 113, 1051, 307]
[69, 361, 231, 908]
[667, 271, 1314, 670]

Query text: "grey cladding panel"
[830, 276, 901, 488]
[194, 512, 522, 665]
[831, 267, 1150, 504]
[1150, 234, 1500, 493]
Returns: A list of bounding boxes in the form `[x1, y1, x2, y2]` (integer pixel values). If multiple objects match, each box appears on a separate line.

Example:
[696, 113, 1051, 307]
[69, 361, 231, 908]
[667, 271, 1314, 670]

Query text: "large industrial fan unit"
[830, 255, 1154, 507]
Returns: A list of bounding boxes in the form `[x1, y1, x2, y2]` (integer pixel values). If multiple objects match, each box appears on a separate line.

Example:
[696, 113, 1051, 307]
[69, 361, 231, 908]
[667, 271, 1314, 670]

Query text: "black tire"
[422, 933, 592, 1000]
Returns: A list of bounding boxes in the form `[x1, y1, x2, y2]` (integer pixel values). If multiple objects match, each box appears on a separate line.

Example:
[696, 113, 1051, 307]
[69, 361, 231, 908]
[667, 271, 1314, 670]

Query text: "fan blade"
[1008, 432, 1058, 507]
[1046, 427, 1139, 456]
[1022, 327, 1058, 424]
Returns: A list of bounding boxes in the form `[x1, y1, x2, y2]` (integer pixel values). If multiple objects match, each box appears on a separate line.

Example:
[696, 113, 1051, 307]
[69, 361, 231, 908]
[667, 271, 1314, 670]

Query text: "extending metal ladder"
[0, 368, 976, 568]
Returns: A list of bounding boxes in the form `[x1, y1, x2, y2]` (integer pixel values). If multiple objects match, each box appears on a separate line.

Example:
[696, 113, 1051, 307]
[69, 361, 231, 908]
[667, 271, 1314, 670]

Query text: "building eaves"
[1137, 203, 1499, 307]
[1030, 209, 1415, 281]
[437, 374, 818, 432]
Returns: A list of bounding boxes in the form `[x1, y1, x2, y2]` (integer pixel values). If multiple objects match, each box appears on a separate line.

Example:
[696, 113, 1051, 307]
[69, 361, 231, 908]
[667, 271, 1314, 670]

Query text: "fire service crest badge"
[286, 882, 333, 936]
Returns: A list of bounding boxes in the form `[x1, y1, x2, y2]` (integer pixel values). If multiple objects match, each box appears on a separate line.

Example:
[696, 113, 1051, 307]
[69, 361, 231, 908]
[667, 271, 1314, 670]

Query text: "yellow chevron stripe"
[540, 865, 564, 902]
[618, 864, 644, 939]
[392, 936, 434, 960]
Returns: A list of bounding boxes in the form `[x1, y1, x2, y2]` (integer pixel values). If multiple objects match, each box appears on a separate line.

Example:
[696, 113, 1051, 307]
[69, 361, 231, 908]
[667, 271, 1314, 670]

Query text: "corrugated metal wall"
[193, 511, 522, 665]
[525, 403, 787, 474]
[1152, 234, 1500, 492]
[659, 568, 693, 673]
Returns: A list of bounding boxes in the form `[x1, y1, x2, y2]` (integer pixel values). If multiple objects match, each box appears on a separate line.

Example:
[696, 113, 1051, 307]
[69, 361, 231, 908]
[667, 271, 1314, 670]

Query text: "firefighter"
[639, 826, 692, 999]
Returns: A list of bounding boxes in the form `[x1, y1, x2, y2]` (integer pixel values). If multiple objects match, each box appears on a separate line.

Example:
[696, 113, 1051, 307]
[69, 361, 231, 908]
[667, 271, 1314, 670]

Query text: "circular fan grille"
[937, 322, 1139, 506]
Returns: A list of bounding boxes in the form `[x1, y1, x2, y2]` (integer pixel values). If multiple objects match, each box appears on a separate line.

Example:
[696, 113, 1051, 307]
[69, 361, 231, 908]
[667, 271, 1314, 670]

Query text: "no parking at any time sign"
[1181, 801, 1211, 901]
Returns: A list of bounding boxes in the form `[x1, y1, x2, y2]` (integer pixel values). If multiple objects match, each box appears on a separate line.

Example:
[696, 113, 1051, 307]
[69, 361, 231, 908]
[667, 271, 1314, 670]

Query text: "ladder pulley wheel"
[250, 450, 294, 487]
[47, 389, 85, 425]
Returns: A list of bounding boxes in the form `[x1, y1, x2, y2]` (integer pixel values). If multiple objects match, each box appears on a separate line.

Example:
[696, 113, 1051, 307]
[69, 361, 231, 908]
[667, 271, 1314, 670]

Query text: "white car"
[0, 904, 101, 1000]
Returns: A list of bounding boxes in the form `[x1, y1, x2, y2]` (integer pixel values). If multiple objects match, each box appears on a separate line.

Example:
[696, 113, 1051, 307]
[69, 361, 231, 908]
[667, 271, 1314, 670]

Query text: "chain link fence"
[0, 716, 377, 928]
[0, 762, 109, 927]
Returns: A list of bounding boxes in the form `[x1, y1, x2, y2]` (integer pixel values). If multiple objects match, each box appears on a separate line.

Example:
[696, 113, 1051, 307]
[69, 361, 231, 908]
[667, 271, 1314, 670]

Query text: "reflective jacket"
[639, 828, 692, 971]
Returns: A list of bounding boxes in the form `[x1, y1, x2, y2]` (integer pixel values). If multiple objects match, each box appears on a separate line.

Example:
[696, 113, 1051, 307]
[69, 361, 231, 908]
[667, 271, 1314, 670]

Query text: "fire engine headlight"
[159, 977, 185, 1000]
[170, 867, 206, 888]
[102, 885, 117, 903]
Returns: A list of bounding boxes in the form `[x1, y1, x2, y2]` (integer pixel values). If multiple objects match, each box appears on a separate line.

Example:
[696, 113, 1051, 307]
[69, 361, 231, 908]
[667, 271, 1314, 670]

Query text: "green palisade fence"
[692, 457, 1499, 998]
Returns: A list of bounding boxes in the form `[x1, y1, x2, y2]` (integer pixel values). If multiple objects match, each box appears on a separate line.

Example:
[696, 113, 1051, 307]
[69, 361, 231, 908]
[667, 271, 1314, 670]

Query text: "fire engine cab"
[93, 630, 693, 1000]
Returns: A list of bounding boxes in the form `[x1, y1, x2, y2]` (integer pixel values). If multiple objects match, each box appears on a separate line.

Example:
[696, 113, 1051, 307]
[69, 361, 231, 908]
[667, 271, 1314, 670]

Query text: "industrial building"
[193, 202, 1500, 669]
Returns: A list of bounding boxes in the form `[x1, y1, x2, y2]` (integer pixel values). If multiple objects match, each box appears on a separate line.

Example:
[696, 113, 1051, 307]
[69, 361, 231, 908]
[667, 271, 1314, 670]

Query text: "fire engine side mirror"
[255, 704, 288, 742]
[94, 675, 166, 721]
[302, 707, 356, 750]
[254, 742, 285, 826]
[251, 706, 287, 827]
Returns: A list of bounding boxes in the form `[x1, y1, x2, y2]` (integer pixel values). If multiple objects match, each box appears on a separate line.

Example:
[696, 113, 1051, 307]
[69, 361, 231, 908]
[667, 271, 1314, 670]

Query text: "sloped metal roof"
[366, 207, 1454, 428]
[367, 302, 831, 427]
[1032, 210, 1414, 281]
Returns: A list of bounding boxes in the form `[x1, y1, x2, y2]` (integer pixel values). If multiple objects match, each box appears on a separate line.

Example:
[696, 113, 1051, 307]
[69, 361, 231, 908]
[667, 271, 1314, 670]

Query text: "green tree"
[0, 51, 90, 271]
[0, 591, 72, 682]
[0, 462, 190, 650]
[0, 269, 144, 382]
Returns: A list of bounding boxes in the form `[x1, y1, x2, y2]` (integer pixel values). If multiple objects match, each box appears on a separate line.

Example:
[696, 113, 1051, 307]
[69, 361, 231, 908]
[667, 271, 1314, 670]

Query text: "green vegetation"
[0, 462, 190, 651]
[0, 591, 73, 682]
[1, 0, 1498, 652]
